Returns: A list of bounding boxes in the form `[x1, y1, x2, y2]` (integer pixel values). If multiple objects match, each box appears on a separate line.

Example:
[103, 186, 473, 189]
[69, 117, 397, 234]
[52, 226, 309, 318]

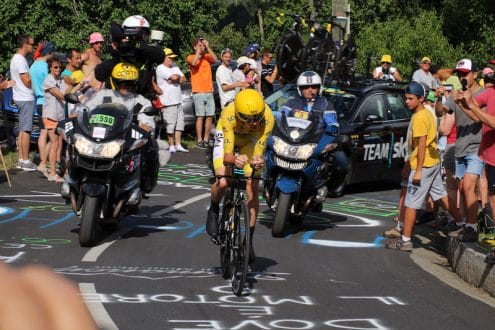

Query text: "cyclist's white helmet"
[297, 71, 323, 96]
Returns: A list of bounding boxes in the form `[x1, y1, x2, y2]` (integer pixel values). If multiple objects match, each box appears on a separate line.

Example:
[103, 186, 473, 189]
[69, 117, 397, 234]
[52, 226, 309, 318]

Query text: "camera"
[484, 73, 495, 84]
[442, 84, 453, 92]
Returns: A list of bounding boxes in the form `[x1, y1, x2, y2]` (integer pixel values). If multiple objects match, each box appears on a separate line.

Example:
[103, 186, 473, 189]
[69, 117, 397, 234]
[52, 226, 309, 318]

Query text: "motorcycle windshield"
[275, 113, 324, 144]
[78, 104, 132, 141]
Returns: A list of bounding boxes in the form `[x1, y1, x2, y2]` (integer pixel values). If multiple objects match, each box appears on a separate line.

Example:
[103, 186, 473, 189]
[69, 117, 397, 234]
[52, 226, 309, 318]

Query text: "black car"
[264, 80, 411, 196]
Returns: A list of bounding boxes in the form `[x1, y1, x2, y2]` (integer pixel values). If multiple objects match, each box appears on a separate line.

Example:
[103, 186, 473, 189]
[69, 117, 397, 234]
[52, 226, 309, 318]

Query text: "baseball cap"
[421, 56, 432, 64]
[163, 48, 177, 58]
[405, 81, 427, 98]
[454, 59, 479, 73]
[237, 56, 250, 68]
[380, 55, 392, 63]
[40, 41, 55, 56]
[243, 42, 260, 56]
[89, 32, 104, 44]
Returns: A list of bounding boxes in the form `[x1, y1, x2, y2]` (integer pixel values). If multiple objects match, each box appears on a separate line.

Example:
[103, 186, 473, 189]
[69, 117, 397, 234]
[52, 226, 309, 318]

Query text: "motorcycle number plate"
[293, 110, 309, 120]
[92, 127, 106, 139]
[286, 117, 311, 129]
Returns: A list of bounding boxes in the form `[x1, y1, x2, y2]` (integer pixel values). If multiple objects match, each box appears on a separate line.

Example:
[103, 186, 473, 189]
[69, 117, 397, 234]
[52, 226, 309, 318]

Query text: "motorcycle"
[264, 111, 341, 237]
[59, 94, 157, 247]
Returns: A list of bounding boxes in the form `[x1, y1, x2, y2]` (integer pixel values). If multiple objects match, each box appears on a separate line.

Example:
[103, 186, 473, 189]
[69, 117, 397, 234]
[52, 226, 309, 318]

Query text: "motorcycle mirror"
[64, 93, 80, 104]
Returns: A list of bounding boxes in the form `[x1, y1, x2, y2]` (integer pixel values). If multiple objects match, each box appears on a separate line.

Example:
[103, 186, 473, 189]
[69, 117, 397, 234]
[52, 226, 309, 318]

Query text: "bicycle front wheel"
[230, 199, 250, 296]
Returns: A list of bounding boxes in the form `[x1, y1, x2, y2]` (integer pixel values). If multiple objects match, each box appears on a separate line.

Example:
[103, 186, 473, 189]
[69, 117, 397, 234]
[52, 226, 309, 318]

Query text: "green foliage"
[356, 10, 457, 79]
[0, 0, 493, 79]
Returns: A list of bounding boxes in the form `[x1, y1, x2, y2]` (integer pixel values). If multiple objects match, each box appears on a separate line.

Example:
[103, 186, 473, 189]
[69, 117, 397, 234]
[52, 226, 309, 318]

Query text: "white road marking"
[323, 209, 381, 227]
[151, 193, 210, 217]
[79, 283, 118, 330]
[82, 193, 210, 263]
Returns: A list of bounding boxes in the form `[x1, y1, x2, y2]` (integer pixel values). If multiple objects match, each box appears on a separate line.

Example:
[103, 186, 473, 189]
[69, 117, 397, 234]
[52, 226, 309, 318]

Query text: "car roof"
[331, 79, 407, 95]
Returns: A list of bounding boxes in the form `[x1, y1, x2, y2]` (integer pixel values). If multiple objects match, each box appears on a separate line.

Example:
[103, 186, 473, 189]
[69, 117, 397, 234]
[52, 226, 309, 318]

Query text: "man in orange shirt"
[187, 37, 217, 148]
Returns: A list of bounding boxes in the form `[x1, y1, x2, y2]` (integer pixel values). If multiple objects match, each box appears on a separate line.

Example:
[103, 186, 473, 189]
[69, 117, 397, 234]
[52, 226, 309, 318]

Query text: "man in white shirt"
[155, 48, 188, 152]
[216, 48, 249, 109]
[10, 34, 36, 171]
[412, 56, 435, 89]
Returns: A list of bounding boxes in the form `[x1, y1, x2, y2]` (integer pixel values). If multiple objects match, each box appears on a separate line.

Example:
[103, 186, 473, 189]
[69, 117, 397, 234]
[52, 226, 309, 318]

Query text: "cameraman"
[94, 15, 164, 99]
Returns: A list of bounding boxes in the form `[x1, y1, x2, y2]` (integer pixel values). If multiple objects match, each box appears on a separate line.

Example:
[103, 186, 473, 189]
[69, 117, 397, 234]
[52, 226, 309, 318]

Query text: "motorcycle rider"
[206, 89, 275, 264]
[277, 70, 340, 209]
[94, 15, 164, 99]
[73, 62, 160, 205]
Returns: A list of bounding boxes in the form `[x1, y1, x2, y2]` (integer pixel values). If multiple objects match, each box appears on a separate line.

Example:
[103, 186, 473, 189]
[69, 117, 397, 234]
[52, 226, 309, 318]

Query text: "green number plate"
[89, 114, 115, 126]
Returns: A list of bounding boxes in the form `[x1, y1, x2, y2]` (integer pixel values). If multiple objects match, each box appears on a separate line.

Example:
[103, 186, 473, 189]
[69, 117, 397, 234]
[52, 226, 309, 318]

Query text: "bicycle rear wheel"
[275, 30, 304, 82]
[219, 189, 233, 279]
[230, 199, 250, 296]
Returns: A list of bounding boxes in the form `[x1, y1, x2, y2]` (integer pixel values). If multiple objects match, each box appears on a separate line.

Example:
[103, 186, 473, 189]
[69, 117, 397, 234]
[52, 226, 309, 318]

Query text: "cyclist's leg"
[240, 141, 259, 262]
[207, 126, 230, 238]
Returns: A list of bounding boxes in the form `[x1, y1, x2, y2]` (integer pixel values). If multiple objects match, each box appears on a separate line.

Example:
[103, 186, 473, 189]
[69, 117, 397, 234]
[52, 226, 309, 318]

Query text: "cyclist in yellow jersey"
[206, 89, 274, 263]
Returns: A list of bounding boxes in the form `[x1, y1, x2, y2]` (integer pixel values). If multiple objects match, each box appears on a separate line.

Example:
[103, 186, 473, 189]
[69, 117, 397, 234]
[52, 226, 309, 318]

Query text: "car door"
[349, 92, 393, 183]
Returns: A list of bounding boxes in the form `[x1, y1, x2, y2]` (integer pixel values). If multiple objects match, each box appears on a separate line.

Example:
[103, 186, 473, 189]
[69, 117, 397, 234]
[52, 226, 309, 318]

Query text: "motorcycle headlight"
[272, 136, 317, 160]
[74, 134, 124, 159]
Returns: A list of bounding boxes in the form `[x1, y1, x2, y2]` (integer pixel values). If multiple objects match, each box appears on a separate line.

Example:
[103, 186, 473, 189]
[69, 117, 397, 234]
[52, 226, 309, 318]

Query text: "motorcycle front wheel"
[272, 192, 292, 237]
[79, 195, 100, 247]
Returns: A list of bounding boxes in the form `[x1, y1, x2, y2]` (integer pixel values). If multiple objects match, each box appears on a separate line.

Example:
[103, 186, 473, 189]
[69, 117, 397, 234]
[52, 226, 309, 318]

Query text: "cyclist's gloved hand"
[235, 154, 249, 169]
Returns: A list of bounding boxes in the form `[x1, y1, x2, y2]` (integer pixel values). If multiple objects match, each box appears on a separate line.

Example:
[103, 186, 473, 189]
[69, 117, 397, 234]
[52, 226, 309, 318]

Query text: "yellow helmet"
[110, 62, 139, 90]
[234, 89, 265, 123]
[381, 55, 392, 63]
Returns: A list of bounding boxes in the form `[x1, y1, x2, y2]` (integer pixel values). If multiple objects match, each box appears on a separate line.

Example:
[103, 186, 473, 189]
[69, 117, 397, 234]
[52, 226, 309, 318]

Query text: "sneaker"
[416, 211, 436, 224]
[448, 226, 465, 238]
[37, 164, 49, 178]
[16, 160, 22, 169]
[249, 245, 256, 264]
[175, 145, 189, 153]
[20, 161, 37, 171]
[169, 145, 176, 153]
[383, 227, 402, 238]
[458, 226, 478, 242]
[196, 141, 207, 149]
[206, 206, 219, 239]
[385, 238, 413, 252]
[47, 175, 64, 183]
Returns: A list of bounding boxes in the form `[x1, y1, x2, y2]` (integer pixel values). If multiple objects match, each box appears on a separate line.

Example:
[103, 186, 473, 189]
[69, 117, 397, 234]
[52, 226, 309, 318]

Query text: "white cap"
[247, 59, 257, 69]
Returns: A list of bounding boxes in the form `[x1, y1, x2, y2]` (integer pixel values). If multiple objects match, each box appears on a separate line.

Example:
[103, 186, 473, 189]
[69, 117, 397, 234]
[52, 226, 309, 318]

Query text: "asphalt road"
[1, 147, 494, 330]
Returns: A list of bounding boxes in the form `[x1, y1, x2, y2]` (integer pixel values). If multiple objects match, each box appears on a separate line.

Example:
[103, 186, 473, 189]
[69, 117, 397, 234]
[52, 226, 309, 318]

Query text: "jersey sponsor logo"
[363, 137, 407, 161]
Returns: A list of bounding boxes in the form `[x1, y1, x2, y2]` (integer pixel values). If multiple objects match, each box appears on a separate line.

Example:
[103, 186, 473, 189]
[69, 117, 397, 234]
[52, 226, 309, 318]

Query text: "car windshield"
[265, 84, 359, 122]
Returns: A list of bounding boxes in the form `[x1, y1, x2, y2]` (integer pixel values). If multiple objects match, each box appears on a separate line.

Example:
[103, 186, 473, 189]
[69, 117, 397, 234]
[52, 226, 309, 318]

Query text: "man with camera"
[435, 59, 484, 242]
[94, 15, 164, 98]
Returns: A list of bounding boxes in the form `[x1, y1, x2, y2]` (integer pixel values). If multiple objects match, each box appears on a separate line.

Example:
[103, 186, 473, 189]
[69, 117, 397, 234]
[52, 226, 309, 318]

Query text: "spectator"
[372, 54, 402, 81]
[385, 82, 459, 251]
[30, 41, 55, 178]
[233, 56, 252, 84]
[436, 59, 484, 242]
[216, 48, 249, 109]
[246, 59, 260, 91]
[244, 42, 261, 90]
[458, 70, 495, 262]
[412, 56, 436, 89]
[0, 76, 15, 90]
[81, 32, 104, 89]
[10, 34, 36, 171]
[61, 48, 82, 89]
[260, 48, 278, 97]
[0, 263, 97, 330]
[437, 68, 462, 91]
[186, 37, 217, 149]
[155, 48, 188, 153]
[479, 67, 495, 88]
[42, 58, 67, 183]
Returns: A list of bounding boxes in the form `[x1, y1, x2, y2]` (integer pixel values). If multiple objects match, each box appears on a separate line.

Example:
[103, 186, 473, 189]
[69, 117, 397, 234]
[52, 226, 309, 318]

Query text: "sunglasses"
[238, 111, 265, 124]
[301, 85, 320, 90]
[51, 66, 62, 69]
